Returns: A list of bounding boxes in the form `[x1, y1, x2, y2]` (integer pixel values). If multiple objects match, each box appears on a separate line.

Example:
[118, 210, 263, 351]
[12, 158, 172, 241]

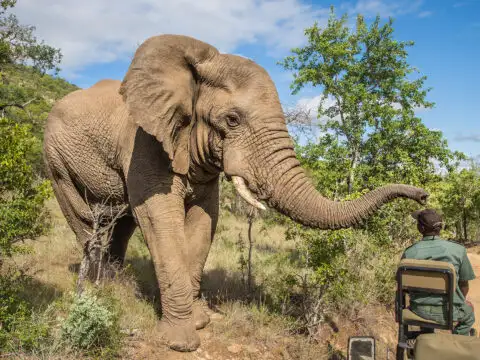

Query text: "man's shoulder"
[403, 241, 421, 256]
[441, 238, 467, 252]
[403, 237, 466, 258]
[403, 242, 418, 252]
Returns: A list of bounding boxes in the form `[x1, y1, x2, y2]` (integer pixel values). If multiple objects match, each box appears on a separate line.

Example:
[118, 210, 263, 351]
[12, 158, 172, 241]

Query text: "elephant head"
[120, 34, 428, 230]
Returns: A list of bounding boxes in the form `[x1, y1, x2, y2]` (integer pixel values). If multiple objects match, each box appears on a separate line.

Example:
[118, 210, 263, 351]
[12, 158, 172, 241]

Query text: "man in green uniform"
[401, 208, 476, 336]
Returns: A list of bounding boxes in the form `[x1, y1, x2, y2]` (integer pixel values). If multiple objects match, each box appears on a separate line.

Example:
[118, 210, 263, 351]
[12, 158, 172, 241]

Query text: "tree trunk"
[347, 148, 359, 194]
[456, 220, 462, 241]
[247, 213, 254, 295]
[463, 207, 468, 243]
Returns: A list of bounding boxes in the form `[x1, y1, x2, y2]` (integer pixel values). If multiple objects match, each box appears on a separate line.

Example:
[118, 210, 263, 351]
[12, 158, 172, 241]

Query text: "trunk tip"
[414, 188, 429, 205]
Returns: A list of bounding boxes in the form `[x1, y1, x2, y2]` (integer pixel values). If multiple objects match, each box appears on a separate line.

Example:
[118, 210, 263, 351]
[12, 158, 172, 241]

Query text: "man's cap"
[411, 208, 443, 231]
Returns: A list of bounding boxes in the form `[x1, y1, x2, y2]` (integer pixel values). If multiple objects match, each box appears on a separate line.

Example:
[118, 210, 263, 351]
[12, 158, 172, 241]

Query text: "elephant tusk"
[232, 176, 266, 211]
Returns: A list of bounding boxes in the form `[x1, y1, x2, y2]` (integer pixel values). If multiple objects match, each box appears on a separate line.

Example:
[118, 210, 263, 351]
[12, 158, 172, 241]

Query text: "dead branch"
[0, 98, 37, 111]
[284, 106, 313, 126]
[246, 207, 257, 296]
[76, 194, 129, 295]
[0, 98, 37, 118]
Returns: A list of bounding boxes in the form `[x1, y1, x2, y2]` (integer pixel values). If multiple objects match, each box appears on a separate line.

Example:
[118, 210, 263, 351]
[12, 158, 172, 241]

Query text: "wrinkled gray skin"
[43, 34, 428, 352]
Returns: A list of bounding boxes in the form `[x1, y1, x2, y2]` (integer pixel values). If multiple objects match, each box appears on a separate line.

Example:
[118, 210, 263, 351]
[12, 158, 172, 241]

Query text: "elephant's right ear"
[119, 35, 219, 175]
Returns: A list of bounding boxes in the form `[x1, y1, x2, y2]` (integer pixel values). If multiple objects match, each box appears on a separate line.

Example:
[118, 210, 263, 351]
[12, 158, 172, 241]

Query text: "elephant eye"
[225, 114, 240, 128]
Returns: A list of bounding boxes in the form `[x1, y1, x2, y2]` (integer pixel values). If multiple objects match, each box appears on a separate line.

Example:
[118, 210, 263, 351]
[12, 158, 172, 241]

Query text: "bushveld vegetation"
[1, 2, 479, 359]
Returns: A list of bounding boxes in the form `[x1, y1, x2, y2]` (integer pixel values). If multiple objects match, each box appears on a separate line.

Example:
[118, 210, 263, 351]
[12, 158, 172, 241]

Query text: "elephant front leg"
[133, 196, 199, 352]
[185, 179, 219, 330]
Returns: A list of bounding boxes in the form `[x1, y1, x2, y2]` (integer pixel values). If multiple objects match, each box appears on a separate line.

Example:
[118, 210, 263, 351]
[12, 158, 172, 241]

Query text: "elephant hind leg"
[44, 154, 104, 283]
[47, 169, 97, 284]
[47, 170, 94, 245]
[107, 215, 137, 266]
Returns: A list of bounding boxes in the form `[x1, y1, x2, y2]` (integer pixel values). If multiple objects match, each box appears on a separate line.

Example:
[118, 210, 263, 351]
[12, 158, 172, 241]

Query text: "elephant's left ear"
[119, 34, 218, 175]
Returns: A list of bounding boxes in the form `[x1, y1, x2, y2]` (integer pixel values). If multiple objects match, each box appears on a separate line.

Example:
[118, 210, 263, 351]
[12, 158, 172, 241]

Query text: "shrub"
[0, 116, 52, 259]
[0, 269, 50, 352]
[261, 209, 407, 334]
[60, 289, 122, 355]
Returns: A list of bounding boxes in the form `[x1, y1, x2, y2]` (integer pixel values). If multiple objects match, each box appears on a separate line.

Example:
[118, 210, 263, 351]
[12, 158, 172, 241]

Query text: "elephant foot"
[158, 319, 200, 352]
[193, 300, 210, 330]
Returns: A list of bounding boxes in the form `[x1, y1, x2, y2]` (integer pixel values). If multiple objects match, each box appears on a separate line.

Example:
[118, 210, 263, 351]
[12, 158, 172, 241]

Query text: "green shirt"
[401, 235, 476, 307]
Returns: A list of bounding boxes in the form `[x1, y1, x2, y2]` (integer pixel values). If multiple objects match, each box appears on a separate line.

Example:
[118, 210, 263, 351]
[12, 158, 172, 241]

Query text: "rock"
[245, 345, 259, 353]
[210, 312, 224, 320]
[227, 344, 243, 354]
[121, 328, 139, 337]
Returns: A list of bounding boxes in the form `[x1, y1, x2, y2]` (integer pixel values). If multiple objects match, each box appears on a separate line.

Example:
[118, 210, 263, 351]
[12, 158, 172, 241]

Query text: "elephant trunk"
[265, 148, 427, 229]
[232, 128, 428, 229]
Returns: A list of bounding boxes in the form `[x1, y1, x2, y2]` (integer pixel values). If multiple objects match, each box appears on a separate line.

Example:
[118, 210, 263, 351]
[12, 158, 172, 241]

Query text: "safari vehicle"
[346, 258, 480, 359]
[394, 258, 480, 360]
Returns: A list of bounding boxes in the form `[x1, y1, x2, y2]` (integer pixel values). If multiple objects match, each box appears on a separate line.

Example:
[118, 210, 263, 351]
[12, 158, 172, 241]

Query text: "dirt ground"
[466, 248, 480, 336]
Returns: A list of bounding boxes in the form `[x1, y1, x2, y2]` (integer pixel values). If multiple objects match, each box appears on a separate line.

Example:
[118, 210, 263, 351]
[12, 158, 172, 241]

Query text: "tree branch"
[0, 97, 37, 111]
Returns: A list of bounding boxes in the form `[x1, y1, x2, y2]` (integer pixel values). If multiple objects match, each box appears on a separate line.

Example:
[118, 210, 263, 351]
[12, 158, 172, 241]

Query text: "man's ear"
[417, 223, 425, 234]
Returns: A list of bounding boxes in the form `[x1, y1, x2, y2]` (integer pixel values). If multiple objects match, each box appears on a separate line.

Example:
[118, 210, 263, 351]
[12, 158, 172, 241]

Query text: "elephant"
[42, 34, 428, 352]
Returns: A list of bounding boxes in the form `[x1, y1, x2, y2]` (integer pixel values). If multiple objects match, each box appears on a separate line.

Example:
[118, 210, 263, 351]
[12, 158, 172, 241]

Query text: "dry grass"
[6, 199, 399, 359]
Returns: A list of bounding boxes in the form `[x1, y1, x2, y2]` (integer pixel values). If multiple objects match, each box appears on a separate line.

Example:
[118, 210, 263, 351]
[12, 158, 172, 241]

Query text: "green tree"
[0, 0, 68, 265]
[271, 7, 468, 325]
[438, 162, 480, 243]
[0, 2, 75, 175]
[0, 1, 72, 351]
[280, 7, 461, 195]
[0, 1, 62, 74]
[0, 0, 74, 264]
[0, 116, 51, 259]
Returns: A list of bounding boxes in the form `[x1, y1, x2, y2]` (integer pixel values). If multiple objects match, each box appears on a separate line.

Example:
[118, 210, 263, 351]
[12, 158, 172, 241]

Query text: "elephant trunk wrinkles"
[264, 146, 426, 230]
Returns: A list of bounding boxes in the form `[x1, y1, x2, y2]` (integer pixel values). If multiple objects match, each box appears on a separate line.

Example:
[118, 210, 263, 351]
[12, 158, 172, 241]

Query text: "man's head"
[412, 208, 443, 236]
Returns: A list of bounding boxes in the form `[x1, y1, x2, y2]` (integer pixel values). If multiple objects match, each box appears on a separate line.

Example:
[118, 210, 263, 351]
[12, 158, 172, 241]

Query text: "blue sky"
[13, 0, 480, 159]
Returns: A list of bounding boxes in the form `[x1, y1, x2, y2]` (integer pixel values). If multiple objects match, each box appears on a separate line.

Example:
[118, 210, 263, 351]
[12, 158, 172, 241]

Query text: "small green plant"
[60, 289, 122, 355]
[0, 269, 50, 353]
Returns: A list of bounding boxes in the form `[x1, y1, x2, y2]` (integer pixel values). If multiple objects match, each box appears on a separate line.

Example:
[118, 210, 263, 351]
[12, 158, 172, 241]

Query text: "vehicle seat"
[395, 259, 457, 359]
[396, 258, 456, 329]
[414, 333, 480, 360]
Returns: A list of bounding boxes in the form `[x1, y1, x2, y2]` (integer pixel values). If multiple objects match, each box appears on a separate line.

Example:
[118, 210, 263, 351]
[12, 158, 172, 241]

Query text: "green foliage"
[0, 117, 52, 258]
[0, 64, 78, 142]
[261, 217, 403, 330]
[60, 289, 122, 356]
[0, 2, 79, 356]
[0, 269, 51, 352]
[273, 6, 470, 327]
[280, 7, 462, 195]
[0, 5, 62, 75]
[438, 162, 480, 241]
[0, 1, 77, 259]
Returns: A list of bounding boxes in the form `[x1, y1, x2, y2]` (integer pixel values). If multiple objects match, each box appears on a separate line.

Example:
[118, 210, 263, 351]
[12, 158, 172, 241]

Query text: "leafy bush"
[60, 289, 122, 355]
[259, 207, 407, 334]
[0, 116, 52, 258]
[0, 269, 50, 352]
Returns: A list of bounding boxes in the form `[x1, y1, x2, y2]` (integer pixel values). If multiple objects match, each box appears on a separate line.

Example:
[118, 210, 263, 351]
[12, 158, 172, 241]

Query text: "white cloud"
[12, 0, 329, 76]
[418, 10, 433, 18]
[455, 134, 480, 143]
[296, 95, 323, 120]
[345, 0, 425, 18]
[288, 94, 337, 124]
[290, 95, 433, 128]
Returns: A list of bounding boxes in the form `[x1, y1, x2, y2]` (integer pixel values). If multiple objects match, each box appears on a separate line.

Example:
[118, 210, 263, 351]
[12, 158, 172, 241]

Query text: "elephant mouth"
[231, 176, 266, 211]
